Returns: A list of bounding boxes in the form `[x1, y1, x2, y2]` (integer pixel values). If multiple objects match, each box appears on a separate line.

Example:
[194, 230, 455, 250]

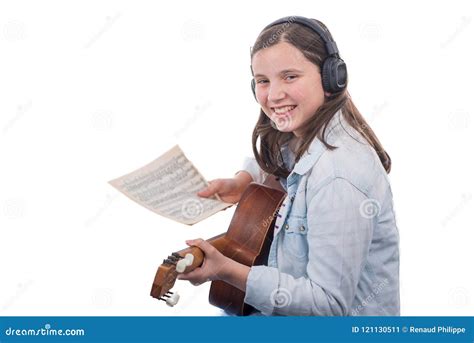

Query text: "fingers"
[179, 238, 218, 285]
[176, 264, 210, 286]
[186, 238, 215, 256]
[177, 268, 201, 281]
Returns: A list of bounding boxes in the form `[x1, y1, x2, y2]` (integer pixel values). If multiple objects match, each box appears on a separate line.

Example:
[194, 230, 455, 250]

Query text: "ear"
[324, 91, 332, 97]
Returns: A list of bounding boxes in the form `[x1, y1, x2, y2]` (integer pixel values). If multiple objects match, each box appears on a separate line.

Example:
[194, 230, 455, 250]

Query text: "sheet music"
[108, 145, 232, 225]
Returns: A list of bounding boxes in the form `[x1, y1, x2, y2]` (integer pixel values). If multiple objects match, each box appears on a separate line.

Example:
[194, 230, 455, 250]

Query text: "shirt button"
[299, 226, 305, 232]
[284, 224, 289, 230]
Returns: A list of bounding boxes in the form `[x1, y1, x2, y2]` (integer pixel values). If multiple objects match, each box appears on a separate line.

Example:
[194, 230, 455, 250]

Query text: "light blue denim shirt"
[241, 110, 400, 316]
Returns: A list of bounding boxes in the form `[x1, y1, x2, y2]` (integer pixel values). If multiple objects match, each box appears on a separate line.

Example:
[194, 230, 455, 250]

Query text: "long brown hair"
[251, 18, 391, 178]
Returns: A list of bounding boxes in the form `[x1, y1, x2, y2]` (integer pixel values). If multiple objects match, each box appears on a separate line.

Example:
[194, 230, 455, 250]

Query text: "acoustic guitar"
[150, 179, 285, 315]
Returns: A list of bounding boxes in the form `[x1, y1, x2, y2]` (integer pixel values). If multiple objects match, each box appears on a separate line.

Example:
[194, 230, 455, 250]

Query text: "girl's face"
[252, 42, 326, 137]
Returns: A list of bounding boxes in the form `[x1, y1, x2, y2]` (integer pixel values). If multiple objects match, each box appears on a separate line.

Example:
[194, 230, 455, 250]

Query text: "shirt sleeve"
[244, 177, 374, 316]
[239, 156, 267, 184]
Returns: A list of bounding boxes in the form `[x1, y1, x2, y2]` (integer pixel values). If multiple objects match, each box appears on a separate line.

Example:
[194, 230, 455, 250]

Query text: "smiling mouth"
[271, 105, 297, 115]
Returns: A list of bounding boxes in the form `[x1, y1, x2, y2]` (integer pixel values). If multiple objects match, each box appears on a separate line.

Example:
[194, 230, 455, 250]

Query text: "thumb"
[197, 180, 220, 197]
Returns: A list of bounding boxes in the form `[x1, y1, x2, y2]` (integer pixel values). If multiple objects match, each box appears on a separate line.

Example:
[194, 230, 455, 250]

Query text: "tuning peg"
[175, 253, 194, 273]
[168, 255, 179, 262]
[165, 292, 179, 307]
[164, 258, 177, 265]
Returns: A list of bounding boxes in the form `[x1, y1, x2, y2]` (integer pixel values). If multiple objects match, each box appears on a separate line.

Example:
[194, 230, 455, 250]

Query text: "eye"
[285, 75, 297, 81]
[256, 79, 268, 84]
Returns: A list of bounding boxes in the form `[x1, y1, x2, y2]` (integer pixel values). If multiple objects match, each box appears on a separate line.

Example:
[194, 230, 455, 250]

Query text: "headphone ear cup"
[321, 59, 333, 93]
[251, 79, 257, 101]
[322, 57, 347, 93]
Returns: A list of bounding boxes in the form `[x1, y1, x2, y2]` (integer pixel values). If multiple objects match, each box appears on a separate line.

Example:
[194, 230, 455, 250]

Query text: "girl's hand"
[177, 239, 231, 286]
[197, 171, 253, 204]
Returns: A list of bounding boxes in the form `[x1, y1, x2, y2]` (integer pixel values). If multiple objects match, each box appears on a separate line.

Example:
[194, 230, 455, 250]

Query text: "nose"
[267, 81, 286, 103]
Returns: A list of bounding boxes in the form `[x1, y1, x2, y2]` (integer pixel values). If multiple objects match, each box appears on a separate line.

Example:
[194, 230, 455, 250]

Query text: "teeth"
[273, 106, 296, 114]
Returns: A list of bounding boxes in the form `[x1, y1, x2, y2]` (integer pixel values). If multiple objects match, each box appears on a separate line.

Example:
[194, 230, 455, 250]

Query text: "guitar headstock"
[150, 252, 196, 307]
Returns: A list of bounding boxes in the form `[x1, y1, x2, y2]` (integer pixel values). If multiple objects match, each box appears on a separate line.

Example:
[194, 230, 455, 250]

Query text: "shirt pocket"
[282, 215, 309, 260]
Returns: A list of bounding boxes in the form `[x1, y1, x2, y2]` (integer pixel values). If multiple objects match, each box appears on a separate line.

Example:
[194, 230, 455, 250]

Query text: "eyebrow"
[253, 68, 303, 78]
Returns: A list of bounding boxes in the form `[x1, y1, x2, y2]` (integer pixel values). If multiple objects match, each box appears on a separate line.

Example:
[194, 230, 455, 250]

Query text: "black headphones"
[251, 16, 347, 100]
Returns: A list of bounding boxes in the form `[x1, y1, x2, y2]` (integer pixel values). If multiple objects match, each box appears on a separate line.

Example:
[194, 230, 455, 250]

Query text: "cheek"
[293, 83, 324, 109]
[255, 88, 267, 106]
[286, 85, 304, 105]
[256, 92, 273, 117]
[312, 91, 325, 109]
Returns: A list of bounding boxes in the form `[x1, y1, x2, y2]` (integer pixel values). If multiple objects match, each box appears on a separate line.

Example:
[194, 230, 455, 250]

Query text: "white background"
[1, 0, 473, 316]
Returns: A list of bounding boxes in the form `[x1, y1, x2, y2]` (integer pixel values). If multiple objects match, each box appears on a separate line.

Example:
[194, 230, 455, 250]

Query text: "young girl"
[178, 16, 400, 316]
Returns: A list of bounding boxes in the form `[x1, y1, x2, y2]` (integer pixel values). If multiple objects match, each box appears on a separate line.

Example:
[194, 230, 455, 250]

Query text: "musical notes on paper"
[109, 145, 232, 225]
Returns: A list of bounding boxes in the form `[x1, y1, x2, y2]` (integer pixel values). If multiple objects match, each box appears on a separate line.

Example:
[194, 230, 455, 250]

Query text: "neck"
[288, 136, 302, 153]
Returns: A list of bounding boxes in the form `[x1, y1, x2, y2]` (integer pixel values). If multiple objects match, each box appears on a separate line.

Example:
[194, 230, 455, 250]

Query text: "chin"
[276, 126, 294, 133]
[270, 116, 294, 133]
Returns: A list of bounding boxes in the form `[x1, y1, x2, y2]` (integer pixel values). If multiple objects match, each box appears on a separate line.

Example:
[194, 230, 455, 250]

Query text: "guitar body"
[208, 182, 285, 315]
[150, 179, 286, 316]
